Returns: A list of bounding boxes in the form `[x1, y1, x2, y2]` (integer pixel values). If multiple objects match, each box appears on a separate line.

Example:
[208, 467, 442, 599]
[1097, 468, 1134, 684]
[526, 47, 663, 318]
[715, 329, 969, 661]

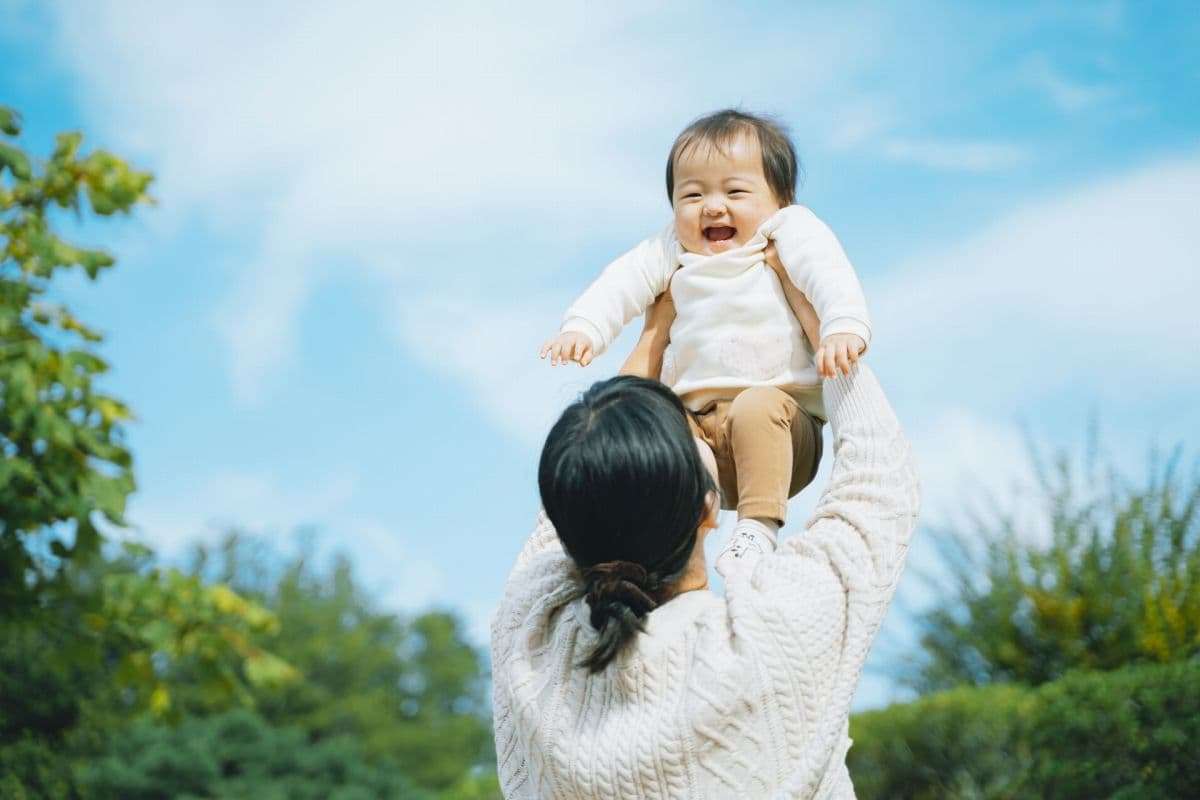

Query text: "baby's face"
[671, 131, 782, 256]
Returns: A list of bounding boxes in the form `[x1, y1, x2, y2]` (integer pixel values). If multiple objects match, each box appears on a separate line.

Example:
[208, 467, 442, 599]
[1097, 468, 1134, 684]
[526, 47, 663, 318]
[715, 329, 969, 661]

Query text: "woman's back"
[491, 367, 919, 799]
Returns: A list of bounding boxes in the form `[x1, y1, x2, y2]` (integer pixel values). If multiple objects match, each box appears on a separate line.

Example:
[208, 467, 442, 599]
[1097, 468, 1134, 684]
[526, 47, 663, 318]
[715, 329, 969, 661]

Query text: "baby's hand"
[816, 332, 866, 379]
[539, 331, 595, 367]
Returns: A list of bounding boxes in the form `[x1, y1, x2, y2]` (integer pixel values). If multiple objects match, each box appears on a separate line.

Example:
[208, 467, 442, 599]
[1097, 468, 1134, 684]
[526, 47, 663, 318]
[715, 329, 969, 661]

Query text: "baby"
[539, 109, 870, 579]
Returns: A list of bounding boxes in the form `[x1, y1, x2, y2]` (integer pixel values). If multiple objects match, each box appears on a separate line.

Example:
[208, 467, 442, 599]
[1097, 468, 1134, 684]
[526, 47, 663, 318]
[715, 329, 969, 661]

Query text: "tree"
[0, 105, 149, 609]
[905, 436, 1200, 692]
[79, 709, 433, 800]
[189, 532, 500, 797]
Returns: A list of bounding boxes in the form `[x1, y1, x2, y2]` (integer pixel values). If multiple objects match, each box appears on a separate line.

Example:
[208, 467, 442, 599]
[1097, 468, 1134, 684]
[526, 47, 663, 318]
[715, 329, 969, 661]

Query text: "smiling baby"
[540, 109, 872, 579]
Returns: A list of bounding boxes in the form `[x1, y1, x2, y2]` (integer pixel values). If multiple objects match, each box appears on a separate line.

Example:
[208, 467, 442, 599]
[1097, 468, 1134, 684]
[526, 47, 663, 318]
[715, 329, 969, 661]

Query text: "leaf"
[82, 472, 133, 524]
[83, 612, 108, 632]
[95, 396, 131, 425]
[0, 141, 32, 180]
[52, 131, 83, 162]
[149, 684, 172, 715]
[0, 106, 21, 136]
[244, 650, 301, 688]
[78, 248, 116, 279]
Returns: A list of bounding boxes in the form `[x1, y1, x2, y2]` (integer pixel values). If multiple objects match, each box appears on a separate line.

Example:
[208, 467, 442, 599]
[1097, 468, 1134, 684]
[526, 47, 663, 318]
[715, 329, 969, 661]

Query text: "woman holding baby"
[491, 110, 920, 799]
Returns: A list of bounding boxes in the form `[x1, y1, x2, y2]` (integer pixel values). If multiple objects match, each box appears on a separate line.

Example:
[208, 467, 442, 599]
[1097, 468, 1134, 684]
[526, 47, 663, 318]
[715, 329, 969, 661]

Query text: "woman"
[490, 362, 919, 799]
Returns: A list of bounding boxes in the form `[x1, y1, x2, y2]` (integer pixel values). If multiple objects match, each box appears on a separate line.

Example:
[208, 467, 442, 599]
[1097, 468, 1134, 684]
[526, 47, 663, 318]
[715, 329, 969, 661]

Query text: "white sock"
[716, 517, 779, 578]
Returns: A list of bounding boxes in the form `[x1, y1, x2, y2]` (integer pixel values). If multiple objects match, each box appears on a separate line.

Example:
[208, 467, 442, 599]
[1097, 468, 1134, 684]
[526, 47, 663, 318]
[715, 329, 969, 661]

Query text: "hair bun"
[582, 560, 660, 628]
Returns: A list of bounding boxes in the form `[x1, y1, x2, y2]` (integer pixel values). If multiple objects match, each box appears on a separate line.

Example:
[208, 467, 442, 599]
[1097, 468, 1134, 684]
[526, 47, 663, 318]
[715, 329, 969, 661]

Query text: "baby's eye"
[683, 193, 701, 199]
[729, 190, 747, 195]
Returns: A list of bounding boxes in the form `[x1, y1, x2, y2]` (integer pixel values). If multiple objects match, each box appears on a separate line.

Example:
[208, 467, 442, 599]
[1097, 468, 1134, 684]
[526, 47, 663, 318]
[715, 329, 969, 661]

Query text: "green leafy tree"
[0, 105, 149, 608]
[190, 533, 500, 797]
[0, 543, 302, 798]
[906, 437, 1200, 692]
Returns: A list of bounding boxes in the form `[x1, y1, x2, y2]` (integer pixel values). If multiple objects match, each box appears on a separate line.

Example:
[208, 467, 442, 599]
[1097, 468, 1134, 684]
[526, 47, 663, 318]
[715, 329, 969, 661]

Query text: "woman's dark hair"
[538, 375, 715, 674]
[665, 108, 801, 208]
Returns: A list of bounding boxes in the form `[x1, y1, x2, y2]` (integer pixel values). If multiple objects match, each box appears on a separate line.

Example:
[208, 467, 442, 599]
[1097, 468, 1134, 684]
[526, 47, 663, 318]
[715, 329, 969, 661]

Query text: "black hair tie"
[582, 560, 661, 627]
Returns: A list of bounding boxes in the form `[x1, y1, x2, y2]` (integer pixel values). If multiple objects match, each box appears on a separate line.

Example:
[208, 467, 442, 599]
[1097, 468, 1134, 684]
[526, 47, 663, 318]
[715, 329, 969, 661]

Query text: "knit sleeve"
[776, 364, 919, 592]
[737, 364, 919, 793]
[560, 222, 679, 357]
[762, 205, 872, 350]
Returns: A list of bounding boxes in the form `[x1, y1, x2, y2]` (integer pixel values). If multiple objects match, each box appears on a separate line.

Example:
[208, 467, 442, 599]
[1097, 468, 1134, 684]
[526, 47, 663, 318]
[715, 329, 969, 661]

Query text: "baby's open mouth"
[703, 226, 737, 242]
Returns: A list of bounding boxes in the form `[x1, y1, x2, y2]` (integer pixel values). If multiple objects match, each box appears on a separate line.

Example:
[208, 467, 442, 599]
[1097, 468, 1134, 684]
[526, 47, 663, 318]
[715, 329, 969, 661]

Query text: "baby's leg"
[724, 386, 813, 526]
[715, 387, 821, 579]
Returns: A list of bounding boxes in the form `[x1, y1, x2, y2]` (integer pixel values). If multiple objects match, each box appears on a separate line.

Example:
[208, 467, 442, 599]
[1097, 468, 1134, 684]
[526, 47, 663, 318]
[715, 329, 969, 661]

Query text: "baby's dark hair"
[665, 108, 801, 208]
[538, 375, 715, 674]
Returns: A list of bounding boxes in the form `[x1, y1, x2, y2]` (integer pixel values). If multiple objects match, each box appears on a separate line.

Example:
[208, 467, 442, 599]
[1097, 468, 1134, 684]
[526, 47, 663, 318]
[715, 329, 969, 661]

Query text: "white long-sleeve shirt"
[561, 205, 872, 418]
[490, 365, 920, 799]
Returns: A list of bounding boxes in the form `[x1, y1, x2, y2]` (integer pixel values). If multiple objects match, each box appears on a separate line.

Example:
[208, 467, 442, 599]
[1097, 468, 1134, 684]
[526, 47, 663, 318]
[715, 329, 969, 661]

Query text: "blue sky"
[3, 0, 1197, 710]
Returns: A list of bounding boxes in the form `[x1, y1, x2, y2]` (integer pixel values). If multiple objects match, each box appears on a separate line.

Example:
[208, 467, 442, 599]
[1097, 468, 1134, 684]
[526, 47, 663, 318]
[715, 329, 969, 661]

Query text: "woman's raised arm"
[777, 365, 919, 594]
[736, 364, 919, 796]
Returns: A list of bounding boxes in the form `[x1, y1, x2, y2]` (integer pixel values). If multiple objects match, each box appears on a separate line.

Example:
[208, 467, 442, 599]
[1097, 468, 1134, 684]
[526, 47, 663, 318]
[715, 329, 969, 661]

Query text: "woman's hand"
[540, 331, 595, 367]
[619, 289, 675, 379]
[764, 242, 822, 356]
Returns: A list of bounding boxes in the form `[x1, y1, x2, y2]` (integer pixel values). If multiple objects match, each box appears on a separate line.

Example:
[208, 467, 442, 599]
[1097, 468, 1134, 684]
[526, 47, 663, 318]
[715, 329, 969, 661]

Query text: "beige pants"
[686, 386, 823, 526]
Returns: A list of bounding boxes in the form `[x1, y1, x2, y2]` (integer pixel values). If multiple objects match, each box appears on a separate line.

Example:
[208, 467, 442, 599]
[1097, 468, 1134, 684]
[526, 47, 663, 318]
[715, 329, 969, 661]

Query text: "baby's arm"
[761, 206, 872, 378]
[540, 224, 678, 367]
[618, 288, 675, 380]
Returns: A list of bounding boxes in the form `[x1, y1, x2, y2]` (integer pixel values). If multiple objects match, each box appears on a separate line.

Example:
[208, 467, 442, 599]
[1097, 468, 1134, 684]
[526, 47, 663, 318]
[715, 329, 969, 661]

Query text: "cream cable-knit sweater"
[490, 365, 919, 799]
[560, 206, 872, 419]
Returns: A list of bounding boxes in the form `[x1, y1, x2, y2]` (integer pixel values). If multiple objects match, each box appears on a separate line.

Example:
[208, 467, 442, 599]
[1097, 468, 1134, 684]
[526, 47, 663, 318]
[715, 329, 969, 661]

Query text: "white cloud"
[826, 97, 896, 150]
[895, 408, 1030, 524]
[881, 137, 1030, 172]
[868, 152, 1200, 408]
[1020, 54, 1118, 113]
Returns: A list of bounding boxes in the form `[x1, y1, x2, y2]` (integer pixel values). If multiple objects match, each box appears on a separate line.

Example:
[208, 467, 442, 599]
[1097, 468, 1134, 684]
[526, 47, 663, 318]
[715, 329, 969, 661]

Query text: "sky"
[2, 0, 1197, 710]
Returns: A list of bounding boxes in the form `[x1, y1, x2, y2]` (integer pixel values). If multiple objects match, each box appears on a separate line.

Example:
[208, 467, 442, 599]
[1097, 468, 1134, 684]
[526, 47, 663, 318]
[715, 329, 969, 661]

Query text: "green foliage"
[189, 533, 498, 795]
[1, 103, 152, 610]
[0, 532, 502, 798]
[0, 734, 82, 800]
[79, 709, 433, 800]
[92, 545, 300, 718]
[848, 660, 1200, 799]
[908, 439, 1200, 692]
[0, 549, 302, 799]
